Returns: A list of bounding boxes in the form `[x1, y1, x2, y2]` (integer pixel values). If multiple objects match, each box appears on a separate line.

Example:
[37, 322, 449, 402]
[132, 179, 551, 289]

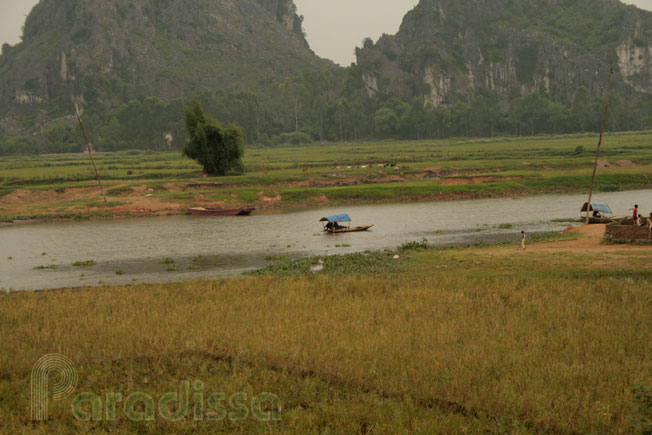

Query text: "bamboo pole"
[73, 102, 107, 203]
[585, 68, 614, 225]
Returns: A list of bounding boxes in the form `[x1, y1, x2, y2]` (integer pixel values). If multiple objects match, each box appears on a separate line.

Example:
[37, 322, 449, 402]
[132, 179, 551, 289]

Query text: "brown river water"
[1, 189, 650, 291]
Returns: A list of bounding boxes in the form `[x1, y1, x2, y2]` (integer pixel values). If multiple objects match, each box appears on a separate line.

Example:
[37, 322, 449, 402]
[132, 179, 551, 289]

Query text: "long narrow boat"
[188, 207, 255, 216]
[326, 225, 374, 233]
[319, 213, 373, 233]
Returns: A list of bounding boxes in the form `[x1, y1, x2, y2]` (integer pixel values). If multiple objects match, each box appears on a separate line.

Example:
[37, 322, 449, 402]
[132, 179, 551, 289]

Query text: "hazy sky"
[1, 0, 652, 65]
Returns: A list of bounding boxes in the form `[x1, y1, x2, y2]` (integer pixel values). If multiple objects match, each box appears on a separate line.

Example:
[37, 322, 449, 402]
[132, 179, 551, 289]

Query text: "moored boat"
[580, 202, 616, 224]
[187, 207, 255, 216]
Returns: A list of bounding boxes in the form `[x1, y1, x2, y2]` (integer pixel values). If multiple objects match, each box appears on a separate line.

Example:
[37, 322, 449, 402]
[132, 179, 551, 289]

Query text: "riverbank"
[2, 132, 652, 223]
[1, 226, 651, 433]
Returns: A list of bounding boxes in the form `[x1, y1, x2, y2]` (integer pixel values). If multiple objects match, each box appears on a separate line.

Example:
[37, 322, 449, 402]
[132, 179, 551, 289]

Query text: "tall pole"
[73, 102, 107, 203]
[585, 68, 614, 225]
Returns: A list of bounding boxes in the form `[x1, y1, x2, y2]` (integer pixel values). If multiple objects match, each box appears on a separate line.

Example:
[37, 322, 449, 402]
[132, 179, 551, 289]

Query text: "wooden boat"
[187, 207, 255, 216]
[580, 202, 615, 224]
[319, 213, 373, 233]
[326, 225, 374, 233]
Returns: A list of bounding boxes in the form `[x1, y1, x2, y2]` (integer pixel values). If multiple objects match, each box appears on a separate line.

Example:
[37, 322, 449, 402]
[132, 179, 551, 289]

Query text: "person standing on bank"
[632, 204, 639, 222]
[521, 231, 526, 250]
[647, 213, 652, 238]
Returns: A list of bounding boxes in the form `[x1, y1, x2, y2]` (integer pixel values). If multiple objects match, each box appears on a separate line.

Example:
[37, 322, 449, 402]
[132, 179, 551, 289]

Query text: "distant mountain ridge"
[354, 0, 652, 106]
[2, 0, 652, 151]
[0, 0, 332, 135]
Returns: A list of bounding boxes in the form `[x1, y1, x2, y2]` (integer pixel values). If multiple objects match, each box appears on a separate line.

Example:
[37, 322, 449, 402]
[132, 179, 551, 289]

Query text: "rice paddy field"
[1, 226, 651, 433]
[2, 131, 652, 222]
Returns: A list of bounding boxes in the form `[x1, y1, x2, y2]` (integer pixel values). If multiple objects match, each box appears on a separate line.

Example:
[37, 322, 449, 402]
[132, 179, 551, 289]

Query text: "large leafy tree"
[182, 100, 244, 176]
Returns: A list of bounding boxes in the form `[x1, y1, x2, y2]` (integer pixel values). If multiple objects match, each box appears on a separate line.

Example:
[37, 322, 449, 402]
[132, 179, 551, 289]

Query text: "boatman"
[521, 231, 526, 250]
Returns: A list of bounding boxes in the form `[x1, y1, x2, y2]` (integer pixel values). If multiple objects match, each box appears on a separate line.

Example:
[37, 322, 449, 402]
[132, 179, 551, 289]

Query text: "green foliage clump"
[33, 264, 57, 270]
[182, 100, 244, 176]
[248, 250, 406, 276]
[278, 132, 312, 145]
[73, 260, 96, 267]
[628, 385, 652, 434]
[398, 239, 429, 251]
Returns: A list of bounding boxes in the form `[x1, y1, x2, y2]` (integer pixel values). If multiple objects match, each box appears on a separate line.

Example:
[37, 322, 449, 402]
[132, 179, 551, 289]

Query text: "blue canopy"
[581, 202, 612, 214]
[319, 213, 351, 223]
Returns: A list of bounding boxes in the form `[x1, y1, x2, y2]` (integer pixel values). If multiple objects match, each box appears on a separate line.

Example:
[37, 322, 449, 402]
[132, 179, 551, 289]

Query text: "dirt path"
[475, 224, 652, 272]
[530, 224, 650, 252]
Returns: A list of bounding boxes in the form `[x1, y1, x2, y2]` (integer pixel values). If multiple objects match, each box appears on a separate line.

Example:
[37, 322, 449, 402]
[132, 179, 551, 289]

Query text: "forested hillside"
[2, 0, 652, 155]
[351, 0, 652, 138]
[0, 0, 334, 153]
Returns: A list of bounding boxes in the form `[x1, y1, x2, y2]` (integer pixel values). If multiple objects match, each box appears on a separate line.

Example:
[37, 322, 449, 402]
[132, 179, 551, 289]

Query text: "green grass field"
[2, 131, 652, 221]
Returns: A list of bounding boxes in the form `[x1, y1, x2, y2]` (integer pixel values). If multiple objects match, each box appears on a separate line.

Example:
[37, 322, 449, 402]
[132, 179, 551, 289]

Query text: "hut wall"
[604, 223, 652, 242]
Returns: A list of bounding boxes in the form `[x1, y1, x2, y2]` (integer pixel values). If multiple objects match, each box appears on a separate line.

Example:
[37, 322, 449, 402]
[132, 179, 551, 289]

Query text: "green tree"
[374, 107, 400, 138]
[0, 135, 39, 155]
[43, 123, 83, 153]
[182, 100, 244, 176]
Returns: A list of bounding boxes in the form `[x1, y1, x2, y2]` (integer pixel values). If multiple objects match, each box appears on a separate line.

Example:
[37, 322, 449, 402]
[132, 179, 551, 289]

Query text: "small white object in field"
[393, 255, 400, 259]
[145, 194, 153, 197]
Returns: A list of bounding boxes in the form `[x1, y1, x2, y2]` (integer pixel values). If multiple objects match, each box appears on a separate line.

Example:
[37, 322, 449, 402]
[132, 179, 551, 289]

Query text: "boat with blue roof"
[319, 213, 373, 233]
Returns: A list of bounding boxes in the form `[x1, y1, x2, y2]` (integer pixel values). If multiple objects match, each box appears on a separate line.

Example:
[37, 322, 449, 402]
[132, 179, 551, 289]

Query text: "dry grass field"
[1, 226, 651, 433]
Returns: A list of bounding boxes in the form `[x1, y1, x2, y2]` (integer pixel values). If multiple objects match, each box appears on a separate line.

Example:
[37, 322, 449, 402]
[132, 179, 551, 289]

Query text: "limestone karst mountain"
[354, 0, 652, 107]
[0, 0, 332, 135]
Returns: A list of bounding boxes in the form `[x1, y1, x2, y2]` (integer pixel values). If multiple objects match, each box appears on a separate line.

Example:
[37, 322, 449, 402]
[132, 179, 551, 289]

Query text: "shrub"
[182, 100, 244, 176]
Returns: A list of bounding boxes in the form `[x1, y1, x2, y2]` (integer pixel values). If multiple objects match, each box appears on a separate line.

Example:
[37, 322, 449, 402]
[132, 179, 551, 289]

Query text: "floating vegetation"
[33, 264, 57, 270]
[398, 239, 429, 251]
[265, 254, 289, 262]
[73, 260, 96, 267]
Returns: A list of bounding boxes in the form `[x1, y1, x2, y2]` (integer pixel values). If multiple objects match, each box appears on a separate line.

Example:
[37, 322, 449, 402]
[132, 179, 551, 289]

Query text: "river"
[1, 189, 648, 291]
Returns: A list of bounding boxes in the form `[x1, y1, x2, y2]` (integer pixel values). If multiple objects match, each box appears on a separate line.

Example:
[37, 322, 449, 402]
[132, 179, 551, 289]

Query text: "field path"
[531, 224, 652, 252]
[471, 224, 652, 270]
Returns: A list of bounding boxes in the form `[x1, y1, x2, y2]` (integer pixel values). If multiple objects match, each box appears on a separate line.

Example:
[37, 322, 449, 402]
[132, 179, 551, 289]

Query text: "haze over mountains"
[1, 0, 652, 154]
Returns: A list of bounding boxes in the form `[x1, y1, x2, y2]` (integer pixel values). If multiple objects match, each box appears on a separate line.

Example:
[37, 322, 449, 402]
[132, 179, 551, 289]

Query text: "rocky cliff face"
[0, 0, 329, 134]
[355, 0, 652, 106]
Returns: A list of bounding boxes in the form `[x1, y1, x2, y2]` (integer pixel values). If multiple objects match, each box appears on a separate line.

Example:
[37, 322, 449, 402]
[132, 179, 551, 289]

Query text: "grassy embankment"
[1, 229, 651, 433]
[2, 131, 652, 221]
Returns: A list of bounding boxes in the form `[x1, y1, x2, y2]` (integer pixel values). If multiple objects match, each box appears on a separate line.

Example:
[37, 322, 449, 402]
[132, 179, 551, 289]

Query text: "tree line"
[2, 69, 652, 156]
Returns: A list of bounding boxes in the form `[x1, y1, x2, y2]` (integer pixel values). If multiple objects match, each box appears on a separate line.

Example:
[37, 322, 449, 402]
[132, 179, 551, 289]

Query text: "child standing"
[521, 231, 526, 250]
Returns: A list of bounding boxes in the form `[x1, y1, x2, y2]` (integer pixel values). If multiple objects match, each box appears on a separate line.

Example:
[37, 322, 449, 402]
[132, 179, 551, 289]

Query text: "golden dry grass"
[1, 246, 651, 434]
